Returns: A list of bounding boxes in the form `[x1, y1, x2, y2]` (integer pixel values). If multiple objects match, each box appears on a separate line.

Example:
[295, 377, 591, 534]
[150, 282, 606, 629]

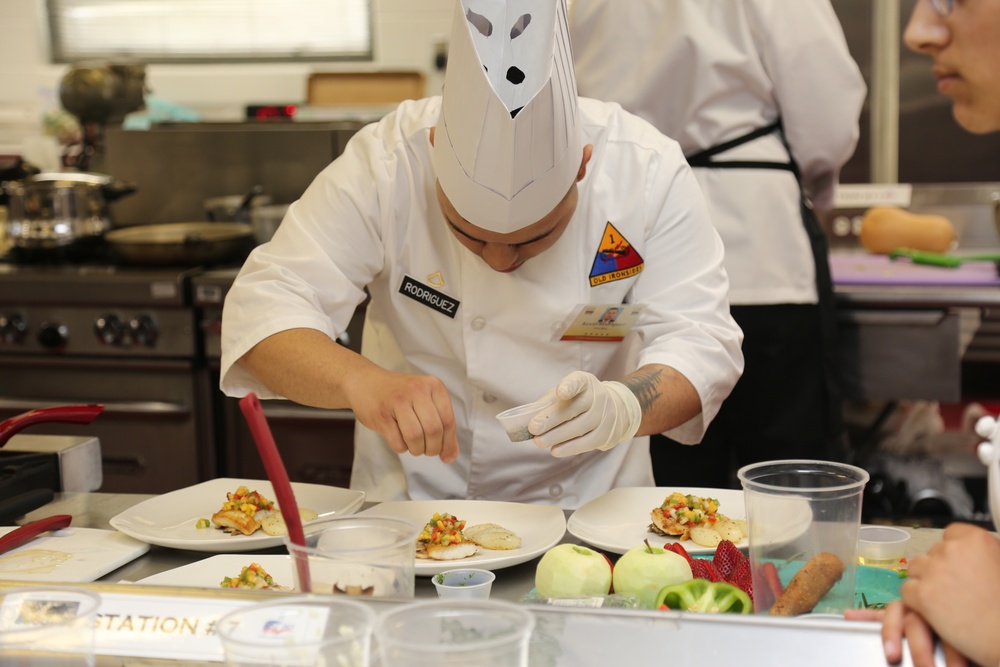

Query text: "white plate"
[0, 526, 149, 583]
[357, 500, 566, 576]
[109, 478, 366, 552]
[567, 487, 747, 556]
[136, 554, 297, 590]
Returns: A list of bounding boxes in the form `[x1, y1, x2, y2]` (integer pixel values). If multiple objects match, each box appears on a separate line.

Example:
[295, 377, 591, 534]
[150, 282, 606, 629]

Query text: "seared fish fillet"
[211, 509, 261, 536]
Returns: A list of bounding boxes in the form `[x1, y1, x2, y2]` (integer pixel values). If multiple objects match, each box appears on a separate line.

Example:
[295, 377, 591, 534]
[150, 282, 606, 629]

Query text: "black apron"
[685, 120, 846, 456]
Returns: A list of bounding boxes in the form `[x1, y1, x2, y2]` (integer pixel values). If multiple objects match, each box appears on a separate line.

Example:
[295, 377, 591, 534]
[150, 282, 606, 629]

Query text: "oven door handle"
[260, 405, 355, 421]
[0, 397, 190, 417]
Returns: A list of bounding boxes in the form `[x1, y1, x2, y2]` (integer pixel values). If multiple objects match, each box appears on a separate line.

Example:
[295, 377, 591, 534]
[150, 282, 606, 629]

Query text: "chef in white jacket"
[572, 0, 866, 488]
[220, 0, 743, 508]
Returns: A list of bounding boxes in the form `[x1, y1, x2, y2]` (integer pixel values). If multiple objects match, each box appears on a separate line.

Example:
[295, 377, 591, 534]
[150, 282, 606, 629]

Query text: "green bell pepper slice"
[655, 579, 753, 614]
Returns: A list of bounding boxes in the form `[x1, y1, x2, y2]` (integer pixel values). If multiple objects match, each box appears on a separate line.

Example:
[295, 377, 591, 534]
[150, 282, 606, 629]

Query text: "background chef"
[220, 0, 744, 508]
[571, 0, 866, 489]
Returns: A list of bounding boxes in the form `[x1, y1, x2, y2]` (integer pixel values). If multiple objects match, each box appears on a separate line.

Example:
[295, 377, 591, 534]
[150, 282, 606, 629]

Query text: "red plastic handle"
[239, 393, 311, 592]
[0, 405, 105, 448]
[0, 514, 73, 555]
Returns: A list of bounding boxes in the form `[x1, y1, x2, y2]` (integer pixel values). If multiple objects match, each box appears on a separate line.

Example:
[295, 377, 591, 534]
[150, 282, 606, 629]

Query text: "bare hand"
[347, 368, 459, 463]
[899, 523, 1000, 667]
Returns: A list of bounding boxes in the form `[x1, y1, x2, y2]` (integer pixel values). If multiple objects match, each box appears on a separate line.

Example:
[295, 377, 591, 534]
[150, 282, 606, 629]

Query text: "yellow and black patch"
[589, 222, 644, 287]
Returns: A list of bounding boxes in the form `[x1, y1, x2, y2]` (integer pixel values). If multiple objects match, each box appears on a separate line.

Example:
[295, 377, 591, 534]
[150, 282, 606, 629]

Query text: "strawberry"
[730, 559, 753, 600]
[689, 558, 723, 582]
[713, 540, 744, 581]
[663, 542, 694, 565]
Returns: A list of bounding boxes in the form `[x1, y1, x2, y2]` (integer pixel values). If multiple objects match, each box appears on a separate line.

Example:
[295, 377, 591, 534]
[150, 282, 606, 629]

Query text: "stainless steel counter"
[10, 492, 942, 666]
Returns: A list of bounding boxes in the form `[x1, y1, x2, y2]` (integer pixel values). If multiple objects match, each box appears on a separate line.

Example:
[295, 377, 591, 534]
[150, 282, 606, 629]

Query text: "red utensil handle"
[0, 404, 105, 448]
[239, 393, 311, 592]
[0, 514, 73, 555]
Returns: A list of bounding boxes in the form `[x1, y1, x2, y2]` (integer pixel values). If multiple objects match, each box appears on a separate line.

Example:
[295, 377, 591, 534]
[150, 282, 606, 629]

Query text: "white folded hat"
[433, 0, 583, 234]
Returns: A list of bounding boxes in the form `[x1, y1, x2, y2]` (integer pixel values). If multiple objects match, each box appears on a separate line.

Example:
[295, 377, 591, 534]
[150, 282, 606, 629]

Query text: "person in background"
[570, 0, 866, 488]
[845, 2, 1000, 666]
[219, 0, 743, 509]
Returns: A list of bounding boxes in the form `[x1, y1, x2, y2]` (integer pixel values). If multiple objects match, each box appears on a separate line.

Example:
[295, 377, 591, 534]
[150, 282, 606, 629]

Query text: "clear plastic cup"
[738, 459, 869, 615]
[283, 515, 420, 598]
[432, 568, 496, 600]
[217, 595, 375, 667]
[857, 525, 910, 568]
[496, 401, 552, 442]
[0, 586, 101, 666]
[375, 599, 534, 667]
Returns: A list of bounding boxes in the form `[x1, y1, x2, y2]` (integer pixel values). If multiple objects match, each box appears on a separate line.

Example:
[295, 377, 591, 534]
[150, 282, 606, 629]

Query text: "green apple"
[535, 544, 613, 598]
[612, 543, 692, 609]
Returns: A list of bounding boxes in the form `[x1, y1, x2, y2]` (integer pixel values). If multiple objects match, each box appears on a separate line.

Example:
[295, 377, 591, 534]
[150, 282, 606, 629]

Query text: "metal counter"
[4, 492, 940, 666]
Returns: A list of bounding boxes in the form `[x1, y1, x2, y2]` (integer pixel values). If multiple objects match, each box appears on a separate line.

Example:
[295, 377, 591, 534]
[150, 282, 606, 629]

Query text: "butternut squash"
[859, 206, 955, 254]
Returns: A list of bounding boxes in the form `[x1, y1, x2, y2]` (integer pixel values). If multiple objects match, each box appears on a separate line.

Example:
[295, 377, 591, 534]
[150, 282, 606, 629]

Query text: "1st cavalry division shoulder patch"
[589, 222, 644, 287]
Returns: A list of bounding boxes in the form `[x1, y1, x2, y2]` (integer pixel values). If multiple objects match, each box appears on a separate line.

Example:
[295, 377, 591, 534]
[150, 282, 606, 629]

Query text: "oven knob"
[37, 323, 69, 351]
[129, 315, 158, 347]
[94, 314, 126, 346]
[0, 314, 28, 344]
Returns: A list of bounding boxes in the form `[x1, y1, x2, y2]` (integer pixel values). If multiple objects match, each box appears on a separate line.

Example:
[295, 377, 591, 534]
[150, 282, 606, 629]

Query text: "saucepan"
[1, 172, 136, 251]
[104, 221, 254, 266]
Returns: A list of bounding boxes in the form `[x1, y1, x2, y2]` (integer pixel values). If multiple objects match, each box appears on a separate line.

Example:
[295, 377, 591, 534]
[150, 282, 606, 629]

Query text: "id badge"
[559, 304, 644, 342]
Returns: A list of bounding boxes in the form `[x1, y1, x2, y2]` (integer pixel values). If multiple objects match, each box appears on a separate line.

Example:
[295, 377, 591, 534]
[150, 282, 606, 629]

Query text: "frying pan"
[105, 221, 254, 266]
[0, 404, 105, 448]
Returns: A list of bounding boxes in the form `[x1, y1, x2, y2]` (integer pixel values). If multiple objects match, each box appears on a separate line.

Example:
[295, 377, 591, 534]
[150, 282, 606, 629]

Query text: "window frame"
[45, 0, 375, 65]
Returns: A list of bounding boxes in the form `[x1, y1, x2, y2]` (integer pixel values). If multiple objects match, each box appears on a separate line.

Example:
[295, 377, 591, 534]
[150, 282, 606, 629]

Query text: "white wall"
[0, 0, 454, 150]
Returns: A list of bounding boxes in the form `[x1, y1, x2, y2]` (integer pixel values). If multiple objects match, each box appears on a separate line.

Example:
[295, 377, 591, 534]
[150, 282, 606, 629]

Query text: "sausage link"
[769, 552, 845, 616]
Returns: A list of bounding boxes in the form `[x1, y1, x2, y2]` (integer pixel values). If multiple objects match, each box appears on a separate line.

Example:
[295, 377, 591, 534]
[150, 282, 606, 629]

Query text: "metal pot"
[104, 222, 254, 266]
[2, 172, 136, 250]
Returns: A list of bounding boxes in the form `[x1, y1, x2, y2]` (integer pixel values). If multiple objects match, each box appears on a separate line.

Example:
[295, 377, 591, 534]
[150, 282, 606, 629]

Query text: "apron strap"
[688, 118, 846, 457]
[685, 119, 799, 177]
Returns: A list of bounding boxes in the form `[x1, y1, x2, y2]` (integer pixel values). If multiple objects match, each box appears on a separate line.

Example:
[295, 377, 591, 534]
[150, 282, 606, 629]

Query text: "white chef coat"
[571, 0, 867, 305]
[220, 96, 744, 509]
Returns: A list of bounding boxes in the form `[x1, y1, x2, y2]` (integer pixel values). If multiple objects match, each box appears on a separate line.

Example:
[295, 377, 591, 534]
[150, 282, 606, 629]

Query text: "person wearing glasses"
[569, 0, 865, 488]
[844, 2, 1000, 666]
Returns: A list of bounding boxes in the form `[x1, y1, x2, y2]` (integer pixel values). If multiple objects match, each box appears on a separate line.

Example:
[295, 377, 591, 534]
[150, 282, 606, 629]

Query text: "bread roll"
[859, 206, 955, 254]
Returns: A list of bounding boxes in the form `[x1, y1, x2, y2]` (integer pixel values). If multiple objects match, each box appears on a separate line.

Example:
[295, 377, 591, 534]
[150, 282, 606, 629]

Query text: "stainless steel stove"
[0, 260, 218, 493]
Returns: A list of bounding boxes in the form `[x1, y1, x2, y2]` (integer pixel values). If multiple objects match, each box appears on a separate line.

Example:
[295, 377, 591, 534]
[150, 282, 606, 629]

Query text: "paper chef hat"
[433, 0, 582, 234]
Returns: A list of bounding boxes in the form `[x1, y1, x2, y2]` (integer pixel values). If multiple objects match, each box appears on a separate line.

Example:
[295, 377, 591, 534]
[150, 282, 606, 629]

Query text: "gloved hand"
[529, 371, 642, 458]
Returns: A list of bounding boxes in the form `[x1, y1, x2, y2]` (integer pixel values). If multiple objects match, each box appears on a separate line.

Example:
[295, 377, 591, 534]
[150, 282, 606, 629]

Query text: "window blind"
[47, 0, 373, 63]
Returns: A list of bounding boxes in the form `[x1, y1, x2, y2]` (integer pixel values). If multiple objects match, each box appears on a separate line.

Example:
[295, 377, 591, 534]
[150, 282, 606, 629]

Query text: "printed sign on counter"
[95, 592, 252, 662]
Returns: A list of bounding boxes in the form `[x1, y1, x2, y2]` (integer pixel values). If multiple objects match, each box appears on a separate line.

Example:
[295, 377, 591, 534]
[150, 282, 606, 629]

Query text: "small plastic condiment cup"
[857, 525, 911, 568]
[432, 568, 496, 599]
[496, 401, 552, 442]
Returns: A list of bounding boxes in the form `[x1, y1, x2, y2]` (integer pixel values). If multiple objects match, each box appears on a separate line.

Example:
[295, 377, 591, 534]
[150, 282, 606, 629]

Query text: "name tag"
[559, 304, 644, 342]
[398, 275, 460, 318]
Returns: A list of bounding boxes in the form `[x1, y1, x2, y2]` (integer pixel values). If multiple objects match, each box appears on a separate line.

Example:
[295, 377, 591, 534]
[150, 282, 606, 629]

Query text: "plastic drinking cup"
[216, 595, 375, 667]
[0, 586, 101, 666]
[375, 599, 534, 667]
[738, 459, 869, 615]
[283, 515, 420, 598]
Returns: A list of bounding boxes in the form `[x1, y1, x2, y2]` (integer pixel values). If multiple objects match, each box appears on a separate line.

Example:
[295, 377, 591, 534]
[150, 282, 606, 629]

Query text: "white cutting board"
[0, 526, 149, 583]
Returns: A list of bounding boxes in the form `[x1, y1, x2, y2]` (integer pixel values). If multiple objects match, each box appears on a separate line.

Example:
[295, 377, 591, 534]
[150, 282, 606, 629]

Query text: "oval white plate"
[357, 499, 566, 576]
[567, 487, 749, 556]
[109, 478, 365, 552]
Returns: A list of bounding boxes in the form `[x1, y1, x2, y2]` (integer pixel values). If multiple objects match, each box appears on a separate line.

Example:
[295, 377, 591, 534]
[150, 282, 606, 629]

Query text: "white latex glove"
[528, 371, 642, 458]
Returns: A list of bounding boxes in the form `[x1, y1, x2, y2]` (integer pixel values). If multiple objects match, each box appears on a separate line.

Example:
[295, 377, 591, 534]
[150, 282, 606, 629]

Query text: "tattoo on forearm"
[621, 368, 662, 413]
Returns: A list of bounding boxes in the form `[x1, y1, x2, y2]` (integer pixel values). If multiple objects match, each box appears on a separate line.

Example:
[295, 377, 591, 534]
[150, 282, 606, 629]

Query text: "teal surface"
[855, 564, 904, 608]
[692, 555, 903, 609]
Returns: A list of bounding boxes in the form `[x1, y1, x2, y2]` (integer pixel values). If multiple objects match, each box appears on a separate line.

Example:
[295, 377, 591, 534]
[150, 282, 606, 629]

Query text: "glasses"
[929, 0, 954, 16]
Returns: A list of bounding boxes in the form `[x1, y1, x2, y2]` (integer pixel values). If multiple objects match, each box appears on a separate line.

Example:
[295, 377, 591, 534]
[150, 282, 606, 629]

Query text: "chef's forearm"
[237, 327, 374, 410]
[620, 364, 701, 437]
